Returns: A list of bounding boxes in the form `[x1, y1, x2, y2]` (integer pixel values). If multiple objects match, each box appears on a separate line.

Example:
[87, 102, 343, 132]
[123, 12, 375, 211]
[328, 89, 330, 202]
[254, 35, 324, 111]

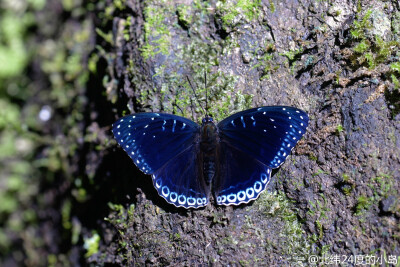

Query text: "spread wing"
[214, 106, 309, 205]
[113, 113, 209, 208]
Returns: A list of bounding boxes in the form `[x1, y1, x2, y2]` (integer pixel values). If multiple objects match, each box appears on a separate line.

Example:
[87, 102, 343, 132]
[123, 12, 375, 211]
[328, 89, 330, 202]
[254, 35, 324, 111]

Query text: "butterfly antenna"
[186, 76, 206, 116]
[189, 97, 195, 120]
[204, 71, 209, 117]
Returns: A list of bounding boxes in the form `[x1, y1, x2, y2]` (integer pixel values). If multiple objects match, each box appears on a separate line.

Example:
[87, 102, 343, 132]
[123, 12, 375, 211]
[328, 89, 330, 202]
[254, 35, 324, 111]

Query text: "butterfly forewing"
[112, 113, 200, 174]
[218, 106, 309, 169]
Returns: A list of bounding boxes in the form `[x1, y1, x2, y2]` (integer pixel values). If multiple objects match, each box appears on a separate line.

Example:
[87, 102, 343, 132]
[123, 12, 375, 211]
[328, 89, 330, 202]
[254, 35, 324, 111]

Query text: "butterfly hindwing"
[152, 144, 209, 208]
[218, 106, 309, 169]
[214, 141, 272, 206]
[112, 113, 200, 174]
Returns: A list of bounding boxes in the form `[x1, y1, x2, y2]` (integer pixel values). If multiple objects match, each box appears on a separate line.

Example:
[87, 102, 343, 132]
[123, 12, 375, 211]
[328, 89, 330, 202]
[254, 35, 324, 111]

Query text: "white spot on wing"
[172, 120, 176, 132]
[241, 116, 245, 128]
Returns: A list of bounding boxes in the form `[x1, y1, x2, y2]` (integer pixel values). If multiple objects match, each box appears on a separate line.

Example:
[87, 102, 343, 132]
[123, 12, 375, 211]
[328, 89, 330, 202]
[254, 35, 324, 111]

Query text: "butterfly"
[112, 106, 309, 208]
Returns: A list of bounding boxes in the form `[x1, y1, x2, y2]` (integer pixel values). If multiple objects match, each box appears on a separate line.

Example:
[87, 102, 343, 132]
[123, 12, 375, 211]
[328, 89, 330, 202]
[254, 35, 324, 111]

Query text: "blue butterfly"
[112, 106, 308, 208]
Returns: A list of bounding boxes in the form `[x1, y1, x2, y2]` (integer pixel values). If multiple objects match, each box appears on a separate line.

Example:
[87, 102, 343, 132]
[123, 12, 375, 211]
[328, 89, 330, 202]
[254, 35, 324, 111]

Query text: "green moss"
[95, 28, 113, 45]
[349, 10, 399, 70]
[392, 75, 400, 89]
[216, 0, 262, 28]
[140, 4, 171, 60]
[151, 36, 252, 123]
[0, 99, 21, 131]
[253, 44, 278, 80]
[0, 11, 33, 78]
[268, 0, 275, 12]
[122, 16, 132, 41]
[280, 47, 303, 68]
[355, 195, 372, 215]
[308, 152, 317, 161]
[84, 231, 100, 258]
[320, 244, 330, 255]
[336, 124, 344, 134]
[341, 184, 353, 196]
[239, 259, 249, 266]
[312, 169, 329, 177]
[391, 62, 400, 73]
[369, 174, 396, 199]
[62, 200, 72, 230]
[255, 191, 311, 259]
[0, 0, 95, 264]
[281, 48, 303, 61]
[350, 10, 373, 40]
[353, 39, 370, 53]
[315, 220, 324, 240]
[307, 195, 330, 220]
[177, 4, 193, 28]
[113, 0, 127, 11]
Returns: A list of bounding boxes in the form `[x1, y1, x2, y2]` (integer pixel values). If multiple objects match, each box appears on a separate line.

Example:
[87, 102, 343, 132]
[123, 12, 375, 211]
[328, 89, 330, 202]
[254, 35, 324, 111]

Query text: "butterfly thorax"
[200, 117, 219, 184]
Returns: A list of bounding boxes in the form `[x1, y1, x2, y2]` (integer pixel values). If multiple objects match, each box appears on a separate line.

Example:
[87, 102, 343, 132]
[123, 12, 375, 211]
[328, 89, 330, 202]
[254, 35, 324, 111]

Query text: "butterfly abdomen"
[200, 121, 219, 184]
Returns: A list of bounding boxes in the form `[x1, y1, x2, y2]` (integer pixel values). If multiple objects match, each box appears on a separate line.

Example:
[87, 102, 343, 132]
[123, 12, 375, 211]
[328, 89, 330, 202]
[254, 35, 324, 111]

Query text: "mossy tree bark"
[86, 0, 400, 265]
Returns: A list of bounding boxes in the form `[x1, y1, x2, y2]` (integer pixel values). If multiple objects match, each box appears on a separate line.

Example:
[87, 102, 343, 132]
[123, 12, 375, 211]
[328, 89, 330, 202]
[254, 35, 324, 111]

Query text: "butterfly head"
[202, 116, 214, 125]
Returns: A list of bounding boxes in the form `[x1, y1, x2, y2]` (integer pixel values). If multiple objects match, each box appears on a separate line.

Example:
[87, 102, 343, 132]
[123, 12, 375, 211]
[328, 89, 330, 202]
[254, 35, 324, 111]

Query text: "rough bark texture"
[89, 0, 400, 265]
[1, 0, 399, 266]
